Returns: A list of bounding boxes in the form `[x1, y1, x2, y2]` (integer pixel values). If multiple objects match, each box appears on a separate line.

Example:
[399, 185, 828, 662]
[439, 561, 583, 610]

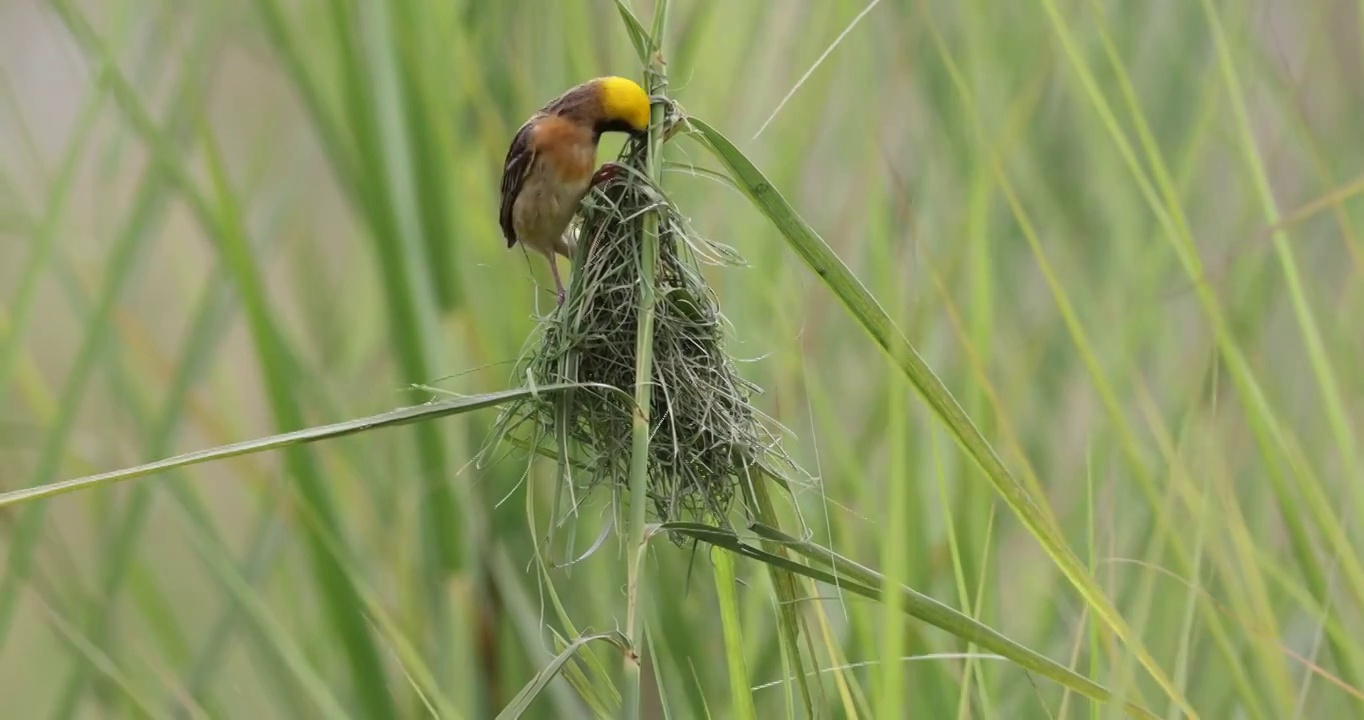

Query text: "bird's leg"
[548, 255, 566, 306]
[591, 162, 625, 187]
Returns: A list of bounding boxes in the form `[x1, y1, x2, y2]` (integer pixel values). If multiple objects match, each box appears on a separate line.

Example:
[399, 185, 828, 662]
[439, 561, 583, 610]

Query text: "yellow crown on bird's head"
[545, 76, 652, 137]
[592, 76, 651, 133]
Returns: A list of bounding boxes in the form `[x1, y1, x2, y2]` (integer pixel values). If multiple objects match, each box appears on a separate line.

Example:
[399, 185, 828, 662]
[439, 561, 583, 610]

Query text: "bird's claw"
[556, 288, 566, 307]
[591, 162, 624, 187]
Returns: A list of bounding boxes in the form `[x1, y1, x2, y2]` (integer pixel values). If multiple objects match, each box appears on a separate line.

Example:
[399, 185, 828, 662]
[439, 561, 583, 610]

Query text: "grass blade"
[687, 116, 1194, 717]
[623, 7, 670, 719]
[0, 383, 601, 510]
[663, 520, 1159, 719]
[495, 631, 632, 720]
[712, 546, 758, 720]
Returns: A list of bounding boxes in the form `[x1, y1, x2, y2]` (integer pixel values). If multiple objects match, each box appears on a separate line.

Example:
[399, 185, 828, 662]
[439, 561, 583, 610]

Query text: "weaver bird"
[499, 76, 652, 305]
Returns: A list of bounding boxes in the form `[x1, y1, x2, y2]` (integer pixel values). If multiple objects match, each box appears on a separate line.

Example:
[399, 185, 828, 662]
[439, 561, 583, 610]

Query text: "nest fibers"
[489, 128, 794, 527]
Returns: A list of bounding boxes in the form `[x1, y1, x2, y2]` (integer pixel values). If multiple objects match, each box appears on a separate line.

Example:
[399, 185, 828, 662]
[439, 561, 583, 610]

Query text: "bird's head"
[549, 76, 653, 140]
[591, 76, 651, 136]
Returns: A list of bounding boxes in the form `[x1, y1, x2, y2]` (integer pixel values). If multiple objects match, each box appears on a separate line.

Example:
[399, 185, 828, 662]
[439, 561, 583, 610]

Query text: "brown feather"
[542, 81, 604, 125]
[499, 118, 539, 248]
[534, 116, 596, 182]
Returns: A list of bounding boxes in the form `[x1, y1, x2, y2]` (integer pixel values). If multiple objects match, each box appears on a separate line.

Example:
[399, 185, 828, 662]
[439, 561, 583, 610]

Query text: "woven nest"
[490, 127, 792, 527]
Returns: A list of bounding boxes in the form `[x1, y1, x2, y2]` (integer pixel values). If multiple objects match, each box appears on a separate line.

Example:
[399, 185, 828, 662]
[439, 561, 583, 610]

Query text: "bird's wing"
[499, 118, 539, 247]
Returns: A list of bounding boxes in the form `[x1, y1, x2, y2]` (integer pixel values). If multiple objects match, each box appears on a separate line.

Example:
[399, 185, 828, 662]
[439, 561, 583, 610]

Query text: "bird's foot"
[591, 162, 625, 187]
[556, 288, 566, 307]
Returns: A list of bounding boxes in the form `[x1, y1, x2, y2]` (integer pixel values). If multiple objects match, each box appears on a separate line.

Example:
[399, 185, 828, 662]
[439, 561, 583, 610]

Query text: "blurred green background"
[2, 0, 1362, 717]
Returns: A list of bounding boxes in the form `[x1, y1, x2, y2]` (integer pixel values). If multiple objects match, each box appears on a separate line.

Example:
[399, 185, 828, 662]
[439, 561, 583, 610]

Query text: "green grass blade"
[0, 383, 599, 510]
[0, 69, 104, 413]
[0, 0, 215, 648]
[686, 116, 1194, 718]
[199, 120, 398, 718]
[623, 8, 670, 719]
[1037, 0, 1364, 696]
[175, 500, 352, 720]
[712, 546, 758, 720]
[743, 473, 818, 718]
[495, 631, 632, 720]
[1198, 0, 1362, 539]
[663, 521, 1158, 719]
[36, 596, 174, 720]
[612, 0, 654, 64]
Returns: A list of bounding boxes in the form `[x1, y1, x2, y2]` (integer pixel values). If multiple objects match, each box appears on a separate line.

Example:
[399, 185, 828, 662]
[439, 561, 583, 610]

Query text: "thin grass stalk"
[1198, 0, 1364, 635]
[641, 620, 675, 720]
[937, 35, 1222, 708]
[930, 426, 993, 720]
[46, 243, 246, 717]
[916, 17, 1213, 712]
[273, 459, 466, 720]
[0, 49, 112, 719]
[0, 66, 104, 415]
[175, 493, 301, 717]
[49, 35, 253, 710]
[46, 250, 315, 709]
[496, 631, 632, 720]
[30, 157, 341, 720]
[254, 3, 544, 709]
[199, 123, 400, 718]
[343, 1, 463, 684]
[1245, 37, 1364, 284]
[36, 599, 170, 719]
[1201, 0, 1360, 490]
[622, 5, 669, 717]
[134, 186, 309, 717]
[660, 516, 1161, 718]
[687, 115, 1191, 715]
[918, 54, 1274, 716]
[961, 0, 999, 585]
[713, 548, 757, 720]
[0, 0, 215, 647]
[1045, 0, 1364, 690]
[741, 525, 1162, 719]
[644, 601, 703, 718]
[99, 360, 308, 718]
[50, 155, 401, 715]
[174, 492, 352, 720]
[809, 592, 871, 717]
[878, 380, 910, 716]
[743, 470, 818, 717]
[1100, 4, 1359, 689]
[74, 192, 316, 717]
[389, 0, 463, 313]
[44, 294, 206, 718]
[525, 468, 621, 715]
[550, 238, 587, 561]
[1, 385, 600, 510]
[6, 6, 403, 713]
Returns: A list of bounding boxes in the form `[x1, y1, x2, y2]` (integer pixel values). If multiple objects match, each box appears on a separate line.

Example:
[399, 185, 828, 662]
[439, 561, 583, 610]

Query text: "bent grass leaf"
[495, 631, 633, 720]
[612, 0, 654, 65]
[662, 522, 1159, 720]
[0, 384, 616, 510]
[686, 117, 1193, 717]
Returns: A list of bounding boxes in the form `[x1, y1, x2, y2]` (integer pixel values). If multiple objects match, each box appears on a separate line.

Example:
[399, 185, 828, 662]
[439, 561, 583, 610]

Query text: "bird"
[499, 76, 652, 306]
